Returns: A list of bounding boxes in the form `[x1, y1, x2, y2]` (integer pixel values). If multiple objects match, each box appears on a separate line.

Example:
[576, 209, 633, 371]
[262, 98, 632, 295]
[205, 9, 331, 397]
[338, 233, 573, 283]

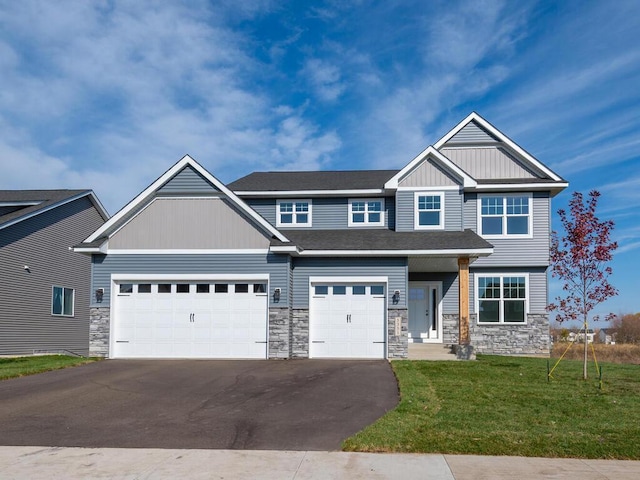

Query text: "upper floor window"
[348, 198, 384, 226]
[476, 274, 527, 324]
[277, 199, 312, 227]
[479, 194, 531, 237]
[414, 192, 444, 230]
[52, 286, 74, 317]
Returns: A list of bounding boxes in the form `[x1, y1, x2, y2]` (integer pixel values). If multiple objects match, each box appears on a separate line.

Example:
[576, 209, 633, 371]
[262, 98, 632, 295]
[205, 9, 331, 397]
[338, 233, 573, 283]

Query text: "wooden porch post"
[458, 257, 470, 345]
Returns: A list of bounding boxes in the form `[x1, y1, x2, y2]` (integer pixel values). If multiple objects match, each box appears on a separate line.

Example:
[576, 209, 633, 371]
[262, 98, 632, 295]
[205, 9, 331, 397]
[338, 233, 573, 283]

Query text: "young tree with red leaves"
[548, 190, 618, 379]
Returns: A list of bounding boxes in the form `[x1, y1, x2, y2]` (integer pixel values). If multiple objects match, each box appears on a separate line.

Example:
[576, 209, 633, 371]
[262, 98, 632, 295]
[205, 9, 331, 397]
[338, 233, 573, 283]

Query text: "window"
[235, 283, 249, 293]
[477, 275, 527, 324]
[158, 284, 172, 293]
[371, 285, 385, 295]
[352, 285, 366, 295]
[333, 285, 346, 295]
[214, 284, 228, 293]
[479, 195, 531, 237]
[349, 199, 384, 226]
[138, 284, 151, 293]
[253, 283, 267, 293]
[176, 284, 190, 293]
[196, 284, 210, 293]
[314, 285, 328, 295]
[414, 192, 444, 229]
[277, 200, 312, 227]
[52, 286, 74, 316]
[119, 284, 133, 294]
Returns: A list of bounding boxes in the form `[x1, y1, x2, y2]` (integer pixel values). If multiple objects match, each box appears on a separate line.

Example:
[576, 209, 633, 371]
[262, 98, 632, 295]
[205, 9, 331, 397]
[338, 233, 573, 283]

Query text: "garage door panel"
[310, 282, 386, 359]
[113, 280, 268, 359]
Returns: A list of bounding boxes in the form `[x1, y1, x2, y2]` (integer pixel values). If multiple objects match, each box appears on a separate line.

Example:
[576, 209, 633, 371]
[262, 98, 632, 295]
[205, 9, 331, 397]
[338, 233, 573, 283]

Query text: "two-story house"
[74, 112, 567, 359]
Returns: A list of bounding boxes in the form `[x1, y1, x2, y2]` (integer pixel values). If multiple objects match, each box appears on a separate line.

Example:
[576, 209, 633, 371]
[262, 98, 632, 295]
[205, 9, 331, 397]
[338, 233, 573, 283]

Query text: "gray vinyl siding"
[109, 197, 270, 249]
[444, 120, 498, 144]
[0, 197, 106, 355]
[157, 165, 220, 195]
[395, 190, 463, 232]
[440, 147, 539, 179]
[244, 197, 395, 230]
[291, 257, 408, 308]
[469, 267, 548, 314]
[409, 272, 458, 314]
[91, 253, 289, 308]
[398, 159, 459, 187]
[464, 192, 550, 267]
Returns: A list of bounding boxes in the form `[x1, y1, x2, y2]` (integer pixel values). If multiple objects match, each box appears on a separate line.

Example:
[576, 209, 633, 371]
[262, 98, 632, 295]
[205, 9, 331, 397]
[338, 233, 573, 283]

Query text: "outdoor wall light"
[23, 265, 30, 273]
[393, 290, 401, 304]
[273, 288, 281, 302]
[95, 288, 104, 303]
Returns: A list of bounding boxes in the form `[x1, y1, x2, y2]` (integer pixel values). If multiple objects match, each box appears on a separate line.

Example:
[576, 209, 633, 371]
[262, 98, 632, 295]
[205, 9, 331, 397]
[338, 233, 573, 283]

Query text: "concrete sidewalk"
[1, 447, 639, 479]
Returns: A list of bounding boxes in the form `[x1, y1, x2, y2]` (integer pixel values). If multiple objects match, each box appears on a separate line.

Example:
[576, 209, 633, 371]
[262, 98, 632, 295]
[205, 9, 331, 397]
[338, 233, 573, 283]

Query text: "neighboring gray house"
[0, 190, 108, 356]
[75, 112, 567, 359]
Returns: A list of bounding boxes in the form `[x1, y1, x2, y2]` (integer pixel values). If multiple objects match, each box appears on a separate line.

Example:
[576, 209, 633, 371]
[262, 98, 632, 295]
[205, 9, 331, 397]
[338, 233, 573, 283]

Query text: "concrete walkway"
[1, 447, 640, 479]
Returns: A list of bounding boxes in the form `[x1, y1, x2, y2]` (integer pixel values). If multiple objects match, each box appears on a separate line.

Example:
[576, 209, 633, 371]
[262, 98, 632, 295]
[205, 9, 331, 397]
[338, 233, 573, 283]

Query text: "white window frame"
[414, 191, 444, 230]
[276, 199, 312, 227]
[51, 286, 75, 317]
[477, 193, 533, 238]
[348, 198, 385, 227]
[475, 273, 529, 325]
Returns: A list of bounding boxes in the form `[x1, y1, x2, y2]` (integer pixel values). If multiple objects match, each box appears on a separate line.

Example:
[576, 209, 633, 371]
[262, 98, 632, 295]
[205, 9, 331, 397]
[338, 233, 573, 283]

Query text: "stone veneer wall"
[291, 309, 310, 358]
[469, 313, 550, 355]
[268, 308, 290, 359]
[387, 308, 408, 359]
[89, 307, 110, 357]
[442, 314, 459, 345]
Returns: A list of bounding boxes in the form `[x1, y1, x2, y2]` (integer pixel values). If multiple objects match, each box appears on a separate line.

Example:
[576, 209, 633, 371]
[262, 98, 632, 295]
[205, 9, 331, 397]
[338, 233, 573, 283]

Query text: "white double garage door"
[111, 275, 387, 359]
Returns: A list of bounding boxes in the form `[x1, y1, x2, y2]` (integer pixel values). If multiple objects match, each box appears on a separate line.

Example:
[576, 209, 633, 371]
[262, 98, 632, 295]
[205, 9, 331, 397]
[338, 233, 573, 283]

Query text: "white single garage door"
[112, 279, 268, 359]
[309, 281, 386, 359]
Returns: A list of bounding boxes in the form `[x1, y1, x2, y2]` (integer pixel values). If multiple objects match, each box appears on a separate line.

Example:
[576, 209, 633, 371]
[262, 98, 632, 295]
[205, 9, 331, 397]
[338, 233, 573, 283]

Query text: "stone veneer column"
[89, 307, 110, 357]
[268, 308, 290, 359]
[291, 309, 310, 358]
[387, 308, 408, 358]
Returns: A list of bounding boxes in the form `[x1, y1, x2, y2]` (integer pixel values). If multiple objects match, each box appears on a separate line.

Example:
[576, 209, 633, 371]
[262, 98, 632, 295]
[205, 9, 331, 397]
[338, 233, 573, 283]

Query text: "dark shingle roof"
[272, 229, 492, 252]
[0, 190, 93, 229]
[228, 170, 399, 192]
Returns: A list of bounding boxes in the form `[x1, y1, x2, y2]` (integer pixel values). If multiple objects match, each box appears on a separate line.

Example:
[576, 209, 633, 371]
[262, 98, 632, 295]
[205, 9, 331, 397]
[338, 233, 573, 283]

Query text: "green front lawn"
[0, 355, 99, 380]
[343, 356, 640, 459]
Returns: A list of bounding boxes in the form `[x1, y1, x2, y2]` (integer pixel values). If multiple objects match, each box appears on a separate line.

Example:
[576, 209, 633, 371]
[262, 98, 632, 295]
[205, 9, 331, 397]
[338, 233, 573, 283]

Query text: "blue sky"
[1, 1, 639, 321]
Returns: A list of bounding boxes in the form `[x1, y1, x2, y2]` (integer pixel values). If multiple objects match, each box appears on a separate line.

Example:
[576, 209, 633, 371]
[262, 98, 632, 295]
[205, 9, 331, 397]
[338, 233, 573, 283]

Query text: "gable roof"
[384, 146, 477, 189]
[228, 170, 398, 195]
[79, 155, 289, 248]
[434, 112, 566, 183]
[0, 190, 109, 231]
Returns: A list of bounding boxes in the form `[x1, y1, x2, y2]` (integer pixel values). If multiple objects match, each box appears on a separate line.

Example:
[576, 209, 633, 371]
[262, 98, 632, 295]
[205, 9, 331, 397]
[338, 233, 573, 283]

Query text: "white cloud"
[303, 58, 346, 102]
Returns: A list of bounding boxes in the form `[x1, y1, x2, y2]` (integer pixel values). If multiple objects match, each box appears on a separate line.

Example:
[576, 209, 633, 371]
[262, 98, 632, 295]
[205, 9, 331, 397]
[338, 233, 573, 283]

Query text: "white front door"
[408, 282, 442, 343]
[309, 282, 386, 359]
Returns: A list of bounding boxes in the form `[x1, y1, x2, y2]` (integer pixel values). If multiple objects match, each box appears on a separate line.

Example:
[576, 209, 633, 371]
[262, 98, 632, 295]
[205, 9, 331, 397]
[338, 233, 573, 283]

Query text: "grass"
[343, 355, 640, 459]
[552, 343, 640, 365]
[0, 355, 99, 380]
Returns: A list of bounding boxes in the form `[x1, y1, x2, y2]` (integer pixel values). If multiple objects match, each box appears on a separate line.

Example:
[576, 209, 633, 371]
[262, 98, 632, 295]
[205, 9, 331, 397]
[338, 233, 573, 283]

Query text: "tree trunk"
[583, 328, 588, 380]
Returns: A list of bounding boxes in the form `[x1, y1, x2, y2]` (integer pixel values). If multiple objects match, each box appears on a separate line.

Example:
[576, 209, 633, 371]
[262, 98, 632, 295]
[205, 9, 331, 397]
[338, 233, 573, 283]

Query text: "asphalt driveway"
[0, 359, 398, 451]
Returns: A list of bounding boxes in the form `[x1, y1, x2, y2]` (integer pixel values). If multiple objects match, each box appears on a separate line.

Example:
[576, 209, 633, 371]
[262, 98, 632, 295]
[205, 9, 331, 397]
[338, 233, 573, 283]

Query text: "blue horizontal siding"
[409, 272, 458, 314]
[292, 257, 408, 308]
[92, 253, 290, 308]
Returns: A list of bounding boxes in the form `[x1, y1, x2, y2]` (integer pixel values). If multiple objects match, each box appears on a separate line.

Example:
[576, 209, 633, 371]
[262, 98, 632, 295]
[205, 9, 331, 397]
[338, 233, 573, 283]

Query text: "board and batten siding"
[244, 197, 395, 230]
[291, 257, 408, 308]
[157, 165, 221, 195]
[464, 192, 550, 267]
[109, 197, 270, 250]
[395, 190, 463, 232]
[91, 253, 289, 308]
[0, 197, 106, 355]
[469, 267, 548, 314]
[440, 147, 539, 180]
